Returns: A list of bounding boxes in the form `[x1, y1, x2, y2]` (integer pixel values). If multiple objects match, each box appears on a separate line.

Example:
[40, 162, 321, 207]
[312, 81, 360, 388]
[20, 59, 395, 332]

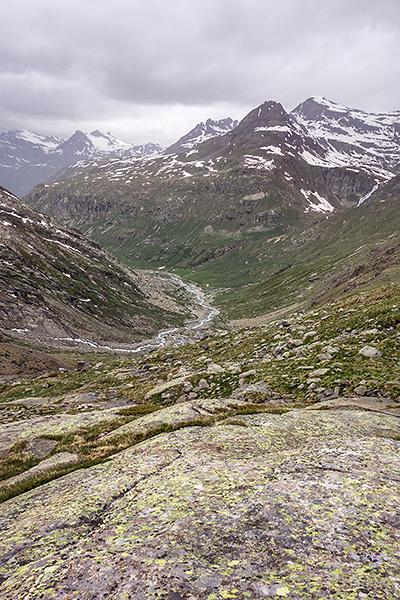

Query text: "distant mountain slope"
[0, 186, 186, 345]
[164, 117, 239, 155]
[212, 174, 400, 319]
[25, 96, 400, 322]
[292, 96, 400, 179]
[0, 130, 162, 197]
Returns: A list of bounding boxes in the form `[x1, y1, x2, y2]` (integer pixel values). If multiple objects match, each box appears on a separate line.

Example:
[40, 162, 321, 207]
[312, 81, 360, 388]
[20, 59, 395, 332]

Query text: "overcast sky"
[1, 0, 399, 146]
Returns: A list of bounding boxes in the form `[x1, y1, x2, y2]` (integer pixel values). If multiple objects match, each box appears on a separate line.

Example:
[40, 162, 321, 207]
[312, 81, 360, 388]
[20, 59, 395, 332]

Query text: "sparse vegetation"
[1, 283, 399, 508]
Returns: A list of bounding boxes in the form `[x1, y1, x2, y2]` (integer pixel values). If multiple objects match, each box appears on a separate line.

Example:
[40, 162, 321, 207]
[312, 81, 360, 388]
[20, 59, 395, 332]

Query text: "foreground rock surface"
[0, 407, 399, 599]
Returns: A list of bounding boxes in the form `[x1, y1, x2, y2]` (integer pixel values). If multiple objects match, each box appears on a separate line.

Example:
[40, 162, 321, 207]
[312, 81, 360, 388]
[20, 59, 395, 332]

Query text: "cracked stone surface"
[0, 408, 400, 599]
[0, 407, 124, 452]
[103, 397, 246, 442]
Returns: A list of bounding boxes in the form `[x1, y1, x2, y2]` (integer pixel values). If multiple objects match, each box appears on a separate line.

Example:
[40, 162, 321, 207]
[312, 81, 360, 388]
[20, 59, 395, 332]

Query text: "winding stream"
[56, 273, 219, 354]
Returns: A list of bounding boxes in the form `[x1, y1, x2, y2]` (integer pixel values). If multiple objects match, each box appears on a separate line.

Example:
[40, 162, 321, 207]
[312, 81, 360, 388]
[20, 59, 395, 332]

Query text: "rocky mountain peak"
[242, 100, 289, 127]
[293, 96, 349, 120]
[0, 128, 162, 197]
[57, 130, 94, 154]
[89, 129, 105, 136]
[164, 117, 239, 155]
[291, 96, 400, 178]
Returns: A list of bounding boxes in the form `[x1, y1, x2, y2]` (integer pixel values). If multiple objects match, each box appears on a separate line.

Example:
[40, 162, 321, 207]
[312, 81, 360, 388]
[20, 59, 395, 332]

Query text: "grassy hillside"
[209, 184, 400, 319]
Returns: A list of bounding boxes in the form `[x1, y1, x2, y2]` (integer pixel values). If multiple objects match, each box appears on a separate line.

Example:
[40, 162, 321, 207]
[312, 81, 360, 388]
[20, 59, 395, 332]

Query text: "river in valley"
[55, 272, 219, 354]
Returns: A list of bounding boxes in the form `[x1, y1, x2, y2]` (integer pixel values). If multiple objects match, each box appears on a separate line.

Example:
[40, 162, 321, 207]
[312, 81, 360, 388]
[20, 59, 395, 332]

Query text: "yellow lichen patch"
[0, 409, 399, 598]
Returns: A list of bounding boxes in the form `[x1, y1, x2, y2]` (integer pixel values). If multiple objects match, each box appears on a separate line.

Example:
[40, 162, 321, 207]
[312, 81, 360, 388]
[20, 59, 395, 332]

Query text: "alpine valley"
[1, 97, 400, 600]
[27, 96, 400, 318]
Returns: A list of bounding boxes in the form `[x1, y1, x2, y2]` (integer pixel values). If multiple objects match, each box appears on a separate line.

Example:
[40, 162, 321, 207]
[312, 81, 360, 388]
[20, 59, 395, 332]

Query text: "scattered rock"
[272, 342, 287, 356]
[354, 385, 367, 396]
[309, 368, 329, 377]
[240, 369, 257, 378]
[359, 345, 382, 358]
[303, 330, 318, 340]
[206, 362, 224, 374]
[198, 379, 209, 389]
[322, 345, 339, 354]
[24, 437, 57, 459]
[287, 338, 303, 348]
[145, 376, 191, 400]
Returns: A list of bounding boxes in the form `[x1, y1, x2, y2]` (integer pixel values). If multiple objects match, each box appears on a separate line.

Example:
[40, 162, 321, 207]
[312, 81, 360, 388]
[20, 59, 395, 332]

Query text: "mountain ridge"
[291, 96, 400, 178]
[0, 129, 162, 197]
[164, 116, 239, 155]
[26, 96, 394, 282]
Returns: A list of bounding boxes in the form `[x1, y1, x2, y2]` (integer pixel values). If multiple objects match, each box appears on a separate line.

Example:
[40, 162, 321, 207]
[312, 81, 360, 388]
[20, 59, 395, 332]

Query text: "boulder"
[359, 346, 382, 358]
[206, 362, 224, 374]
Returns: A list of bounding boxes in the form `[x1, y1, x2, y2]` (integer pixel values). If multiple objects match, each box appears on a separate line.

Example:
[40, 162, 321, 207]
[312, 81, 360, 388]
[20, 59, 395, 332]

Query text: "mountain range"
[0, 129, 162, 197]
[1, 96, 400, 598]
[0, 117, 243, 198]
[25, 96, 400, 318]
[0, 94, 399, 323]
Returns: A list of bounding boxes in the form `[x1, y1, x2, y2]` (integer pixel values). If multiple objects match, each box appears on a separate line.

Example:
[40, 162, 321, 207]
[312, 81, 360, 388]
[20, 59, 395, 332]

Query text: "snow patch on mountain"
[165, 117, 239, 155]
[357, 183, 379, 207]
[13, 130, 63, 152]
[255, 126, 291, 134]
[260, 145, 285, 155]
[86, 130, 133, 154]
[301, 189, 335, 213]
[244, 155, 275, 170]
[292, 97, 400, 179]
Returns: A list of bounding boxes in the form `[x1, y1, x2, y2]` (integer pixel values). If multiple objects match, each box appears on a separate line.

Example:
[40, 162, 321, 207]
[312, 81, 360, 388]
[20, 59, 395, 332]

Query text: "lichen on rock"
[0, 408, 399, 599]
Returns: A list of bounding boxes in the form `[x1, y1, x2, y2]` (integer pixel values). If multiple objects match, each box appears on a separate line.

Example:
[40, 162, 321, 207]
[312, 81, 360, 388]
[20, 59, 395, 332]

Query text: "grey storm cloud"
[0, 0, 399, 145]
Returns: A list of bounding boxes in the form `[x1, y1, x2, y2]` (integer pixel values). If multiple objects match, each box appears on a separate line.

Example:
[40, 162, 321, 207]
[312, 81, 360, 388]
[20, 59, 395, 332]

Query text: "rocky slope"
[0, 129, 162, 197]
[0, 285, 399, 598]
[209, 173, 400, 319]
[164, 117, 239, 155]
[0, 186, 189, 348]
[292, 96, 400, 179]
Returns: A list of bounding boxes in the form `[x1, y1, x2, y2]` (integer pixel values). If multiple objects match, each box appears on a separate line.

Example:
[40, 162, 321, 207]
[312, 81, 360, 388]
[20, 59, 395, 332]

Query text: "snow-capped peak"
[86, 130, 133, 154]
[0, 127, 162, 196]
[291, 97, 400, 179]
[12, 129, 63, 152]
[164, 117, 239, 155]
